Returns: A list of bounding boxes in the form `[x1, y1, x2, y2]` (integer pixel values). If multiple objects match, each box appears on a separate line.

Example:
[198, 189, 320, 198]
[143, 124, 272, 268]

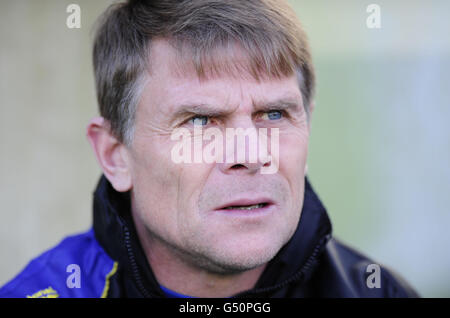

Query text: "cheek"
[175, 162, 215, 214]
[132, 140, 177, 191]
[129, 138, 183, 227]
[278, 131, 309, 173]
[130, 136, 214, 231]
[277, 132, 309, 209]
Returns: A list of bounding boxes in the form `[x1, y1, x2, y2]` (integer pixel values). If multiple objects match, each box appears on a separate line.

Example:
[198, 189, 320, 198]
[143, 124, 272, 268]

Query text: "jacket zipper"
[123, 227, 153, 298]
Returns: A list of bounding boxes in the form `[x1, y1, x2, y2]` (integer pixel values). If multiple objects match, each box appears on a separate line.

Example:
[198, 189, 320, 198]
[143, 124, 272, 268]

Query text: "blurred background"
[0, 0, 449, 297]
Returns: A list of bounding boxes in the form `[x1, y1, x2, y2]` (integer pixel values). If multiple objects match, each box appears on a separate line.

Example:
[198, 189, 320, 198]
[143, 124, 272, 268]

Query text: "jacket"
[0, 175, 419, 298]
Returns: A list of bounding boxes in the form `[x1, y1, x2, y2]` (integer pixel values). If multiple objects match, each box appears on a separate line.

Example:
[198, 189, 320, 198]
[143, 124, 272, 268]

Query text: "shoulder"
[0, 229, 118, 298]
[314, 238, 419, 297]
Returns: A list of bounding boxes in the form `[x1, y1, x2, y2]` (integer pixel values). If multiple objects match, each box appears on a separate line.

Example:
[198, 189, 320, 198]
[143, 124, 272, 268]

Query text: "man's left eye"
[190, 115, 210, 126]
[262, 110, 283, 120]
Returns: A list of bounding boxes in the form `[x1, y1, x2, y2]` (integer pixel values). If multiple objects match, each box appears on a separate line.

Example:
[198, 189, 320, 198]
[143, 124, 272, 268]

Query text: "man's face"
[126, 39, 310, 273]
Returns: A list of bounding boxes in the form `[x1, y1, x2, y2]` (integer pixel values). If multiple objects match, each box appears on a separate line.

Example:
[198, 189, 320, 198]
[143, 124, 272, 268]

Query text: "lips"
[223, 203, 266, 210]
[215, 198, 274, 212]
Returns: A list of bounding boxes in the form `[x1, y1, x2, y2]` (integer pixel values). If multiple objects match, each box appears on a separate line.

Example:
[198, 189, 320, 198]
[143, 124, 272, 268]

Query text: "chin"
[196, 234, 288, 274]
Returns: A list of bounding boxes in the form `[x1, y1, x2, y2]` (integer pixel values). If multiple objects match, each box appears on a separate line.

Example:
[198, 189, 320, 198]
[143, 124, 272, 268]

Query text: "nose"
[219, 159, 272, 175]
[217, 119, 273, 175]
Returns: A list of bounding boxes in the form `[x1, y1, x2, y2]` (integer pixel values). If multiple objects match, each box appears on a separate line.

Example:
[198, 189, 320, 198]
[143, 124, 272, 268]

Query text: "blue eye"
[190, 115, 209, 126]
[266, 110, 282, 120]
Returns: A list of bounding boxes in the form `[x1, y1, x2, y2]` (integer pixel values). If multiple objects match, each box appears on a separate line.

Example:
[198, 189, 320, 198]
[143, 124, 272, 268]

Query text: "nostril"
[262, 161, 271, 167]
[230, 164, 247, 170]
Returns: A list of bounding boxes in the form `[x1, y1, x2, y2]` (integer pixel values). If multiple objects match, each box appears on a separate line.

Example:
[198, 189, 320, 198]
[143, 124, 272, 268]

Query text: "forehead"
[148, 36, 296, 80]
[142, 38, 302, 113]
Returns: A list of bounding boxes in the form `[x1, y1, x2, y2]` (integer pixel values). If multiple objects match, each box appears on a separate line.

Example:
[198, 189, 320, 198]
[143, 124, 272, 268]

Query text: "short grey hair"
[93, 0, 316, 146]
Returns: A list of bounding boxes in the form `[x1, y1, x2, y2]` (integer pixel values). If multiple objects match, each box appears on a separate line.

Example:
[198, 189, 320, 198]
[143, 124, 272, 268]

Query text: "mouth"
[222, 203, 268, 210]
[214, 198, 274, 214]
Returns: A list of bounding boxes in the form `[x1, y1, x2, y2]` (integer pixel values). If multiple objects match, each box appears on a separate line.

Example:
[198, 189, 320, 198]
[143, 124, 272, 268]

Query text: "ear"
[86, 117, 132, 192]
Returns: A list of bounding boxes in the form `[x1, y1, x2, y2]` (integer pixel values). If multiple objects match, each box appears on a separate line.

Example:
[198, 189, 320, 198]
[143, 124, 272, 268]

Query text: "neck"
[133, 215, 266, 298]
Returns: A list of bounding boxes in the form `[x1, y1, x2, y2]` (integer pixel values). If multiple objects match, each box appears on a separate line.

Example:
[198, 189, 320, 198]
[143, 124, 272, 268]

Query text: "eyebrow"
[170, 96, 303, 125]
[252, 97, 302, 113]
[170, 103, 233, 125]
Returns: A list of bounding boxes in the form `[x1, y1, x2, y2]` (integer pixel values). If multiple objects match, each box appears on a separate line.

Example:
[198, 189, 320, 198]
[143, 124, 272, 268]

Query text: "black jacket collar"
[92, 175, 332, 297]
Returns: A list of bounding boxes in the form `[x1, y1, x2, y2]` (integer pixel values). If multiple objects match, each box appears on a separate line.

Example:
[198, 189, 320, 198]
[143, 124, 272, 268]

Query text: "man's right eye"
[189, 115, 210, 126]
